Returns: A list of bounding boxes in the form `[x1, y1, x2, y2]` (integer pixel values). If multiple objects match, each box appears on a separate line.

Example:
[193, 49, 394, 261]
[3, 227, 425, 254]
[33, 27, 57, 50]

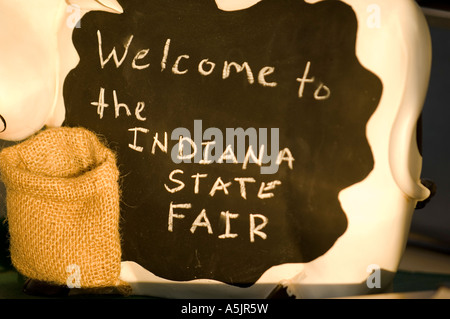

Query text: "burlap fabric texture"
[0, 127, 128, 293]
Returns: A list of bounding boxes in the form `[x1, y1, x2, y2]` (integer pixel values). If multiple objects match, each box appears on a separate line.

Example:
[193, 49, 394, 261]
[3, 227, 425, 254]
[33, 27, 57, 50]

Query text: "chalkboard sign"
[63, 0, 382, 286]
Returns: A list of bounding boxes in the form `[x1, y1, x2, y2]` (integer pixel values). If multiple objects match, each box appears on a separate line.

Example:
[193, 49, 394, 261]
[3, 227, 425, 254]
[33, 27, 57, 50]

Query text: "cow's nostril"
[0, 114, 6, 133]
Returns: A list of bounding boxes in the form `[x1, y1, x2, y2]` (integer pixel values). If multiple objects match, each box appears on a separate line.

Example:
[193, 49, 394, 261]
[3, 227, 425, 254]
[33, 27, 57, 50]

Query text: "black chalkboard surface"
[63, 0, 382, 286]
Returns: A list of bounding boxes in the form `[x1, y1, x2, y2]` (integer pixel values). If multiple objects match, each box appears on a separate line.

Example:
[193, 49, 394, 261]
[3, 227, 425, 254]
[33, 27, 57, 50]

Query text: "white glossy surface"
[120, 0, 432, 299]
[0, 0, 122, 141]
[0, 0, 432, 299]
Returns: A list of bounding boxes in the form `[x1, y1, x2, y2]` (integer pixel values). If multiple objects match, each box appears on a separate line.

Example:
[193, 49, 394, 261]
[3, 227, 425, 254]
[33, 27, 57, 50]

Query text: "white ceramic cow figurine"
[0, 0, 432, 299]
[117, 0, 433, 299]
[0, 0, 122, 141]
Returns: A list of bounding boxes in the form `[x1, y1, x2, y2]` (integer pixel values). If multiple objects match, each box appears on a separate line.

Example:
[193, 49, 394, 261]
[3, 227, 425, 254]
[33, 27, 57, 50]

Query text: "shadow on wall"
[410, 23, 450, 253]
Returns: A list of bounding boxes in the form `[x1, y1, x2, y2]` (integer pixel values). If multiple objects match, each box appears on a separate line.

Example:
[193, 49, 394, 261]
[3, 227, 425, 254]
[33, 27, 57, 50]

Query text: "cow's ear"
[67, 0, 123, 14]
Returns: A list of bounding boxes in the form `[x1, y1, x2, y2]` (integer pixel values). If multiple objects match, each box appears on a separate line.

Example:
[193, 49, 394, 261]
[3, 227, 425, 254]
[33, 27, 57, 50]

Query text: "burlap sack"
[0, 127, 128, 292]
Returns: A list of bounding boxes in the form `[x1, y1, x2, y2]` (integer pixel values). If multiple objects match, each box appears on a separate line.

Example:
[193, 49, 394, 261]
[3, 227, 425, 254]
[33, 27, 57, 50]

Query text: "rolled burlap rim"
[0, 127, 131, 295]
